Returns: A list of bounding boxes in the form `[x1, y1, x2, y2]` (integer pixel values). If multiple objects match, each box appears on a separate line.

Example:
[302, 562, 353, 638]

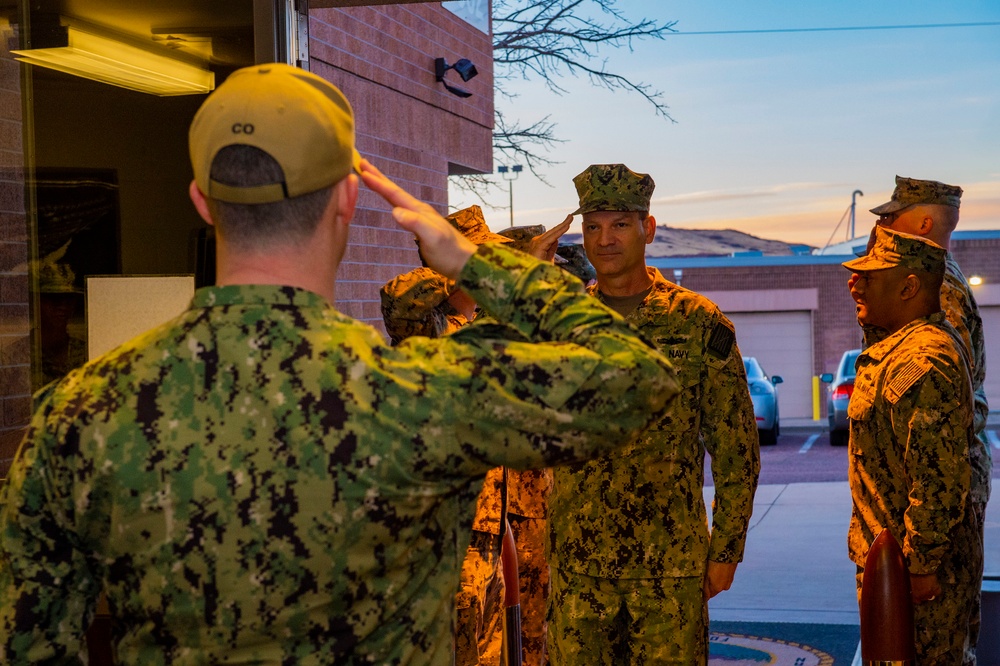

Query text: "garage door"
[980, 305, 1000, 412]
[725, 311, 814, 420]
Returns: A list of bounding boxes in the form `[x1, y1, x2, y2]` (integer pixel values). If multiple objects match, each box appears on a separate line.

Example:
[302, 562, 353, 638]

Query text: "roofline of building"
[816, 228, 1000, 256]
[649, 228, 1000, 268]
[648, 254, 851, 269]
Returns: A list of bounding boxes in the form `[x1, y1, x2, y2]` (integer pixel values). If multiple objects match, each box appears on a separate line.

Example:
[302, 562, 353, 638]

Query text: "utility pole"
[850, 189, 864, 240]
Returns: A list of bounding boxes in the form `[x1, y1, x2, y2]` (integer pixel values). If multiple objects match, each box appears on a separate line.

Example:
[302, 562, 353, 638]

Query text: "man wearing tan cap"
[380, 205, 515, 344]
[858, 175, 989, 661]
[0, 64, 681, 664]
[547, 164, 759, 664]
[844, 226, 980, 663]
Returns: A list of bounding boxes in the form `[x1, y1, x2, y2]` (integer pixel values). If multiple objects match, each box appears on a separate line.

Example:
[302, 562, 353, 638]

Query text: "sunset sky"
[448, 0, 1000, 249]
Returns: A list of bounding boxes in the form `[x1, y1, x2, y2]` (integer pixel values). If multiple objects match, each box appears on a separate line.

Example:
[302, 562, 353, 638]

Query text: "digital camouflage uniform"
[380, 207, 514, 666]
[549, 267, 760, 665]
[0, 243, 681, 665]
[846, 228, 981, 665]
[861, 255, 990, 665]
[863, 176, 989, 661]
[861, 256, 990, 520]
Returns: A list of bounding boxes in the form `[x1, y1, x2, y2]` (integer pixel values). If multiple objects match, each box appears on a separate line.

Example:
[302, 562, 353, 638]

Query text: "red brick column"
[308, 4, 494, 331]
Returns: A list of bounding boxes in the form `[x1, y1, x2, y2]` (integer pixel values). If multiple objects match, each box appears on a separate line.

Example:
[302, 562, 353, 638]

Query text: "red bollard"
[860, 529, 915, 664]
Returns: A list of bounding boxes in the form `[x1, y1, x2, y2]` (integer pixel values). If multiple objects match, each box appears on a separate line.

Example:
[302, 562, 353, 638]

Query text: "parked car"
[743, 357, 782, 445]
[821, 348, 862, 446]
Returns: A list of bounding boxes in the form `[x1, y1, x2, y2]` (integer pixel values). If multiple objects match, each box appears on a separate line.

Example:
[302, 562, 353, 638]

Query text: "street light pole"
[498, 164, 523, 227]
[850, 189, 864, 240]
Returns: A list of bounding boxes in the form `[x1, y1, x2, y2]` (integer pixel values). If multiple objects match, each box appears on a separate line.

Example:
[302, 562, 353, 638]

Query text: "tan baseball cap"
[189, 63, 362, 204]
[842, 227, 945, 275]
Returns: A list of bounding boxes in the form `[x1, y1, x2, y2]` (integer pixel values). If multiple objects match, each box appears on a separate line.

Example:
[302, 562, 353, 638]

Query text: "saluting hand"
[527, 215, 573, 262]
[360, 159, 476, 280]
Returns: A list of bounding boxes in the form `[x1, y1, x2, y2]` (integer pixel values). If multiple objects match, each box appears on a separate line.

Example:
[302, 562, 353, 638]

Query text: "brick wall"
[308, 5, 494, 328]
[676, 262, 861, 380]
[951, 238, 1000, 284]
[0, 26, 28, 475]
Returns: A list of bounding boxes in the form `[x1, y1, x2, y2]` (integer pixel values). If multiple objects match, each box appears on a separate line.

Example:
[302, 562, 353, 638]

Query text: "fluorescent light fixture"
[12, 25, 214, 96]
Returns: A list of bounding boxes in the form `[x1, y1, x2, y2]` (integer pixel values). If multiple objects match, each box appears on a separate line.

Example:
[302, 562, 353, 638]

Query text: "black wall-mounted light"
[435, 57, 478, 98]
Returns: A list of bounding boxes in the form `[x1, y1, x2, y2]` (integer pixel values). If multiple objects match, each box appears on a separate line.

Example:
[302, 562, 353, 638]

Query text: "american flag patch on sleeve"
[886, 359, 927, 403]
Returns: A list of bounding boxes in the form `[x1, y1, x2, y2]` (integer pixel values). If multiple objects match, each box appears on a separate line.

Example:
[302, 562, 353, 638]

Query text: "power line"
[669, 22, 1000, 36]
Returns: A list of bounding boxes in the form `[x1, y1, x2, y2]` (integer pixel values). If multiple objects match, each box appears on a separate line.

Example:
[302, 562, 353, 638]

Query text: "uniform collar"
[190, 284, 330, 310]
[861, 311, 947, 362]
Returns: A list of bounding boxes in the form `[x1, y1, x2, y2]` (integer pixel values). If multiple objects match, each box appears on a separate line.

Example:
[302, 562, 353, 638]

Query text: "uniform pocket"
[648, 337, 701, 432]
[847, 391, 874, 422]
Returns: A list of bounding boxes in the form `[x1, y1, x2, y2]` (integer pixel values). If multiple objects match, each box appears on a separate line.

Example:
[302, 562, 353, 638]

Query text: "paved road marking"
[798, 433, 820, 453]
[988, 429, 1000, 450]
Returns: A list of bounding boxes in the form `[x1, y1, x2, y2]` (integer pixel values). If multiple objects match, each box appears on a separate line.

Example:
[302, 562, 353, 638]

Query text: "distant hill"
[562, 225, 814, 257]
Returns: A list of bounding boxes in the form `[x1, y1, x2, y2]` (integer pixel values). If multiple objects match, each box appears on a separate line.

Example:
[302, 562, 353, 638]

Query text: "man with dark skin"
[854, 176, 989, 663]
[845, 226, 980, 664]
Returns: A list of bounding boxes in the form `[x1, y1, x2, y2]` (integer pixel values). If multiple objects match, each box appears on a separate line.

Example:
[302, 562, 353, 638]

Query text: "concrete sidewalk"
[706, 481, 859, 624]
[706, 479, 1000, 624]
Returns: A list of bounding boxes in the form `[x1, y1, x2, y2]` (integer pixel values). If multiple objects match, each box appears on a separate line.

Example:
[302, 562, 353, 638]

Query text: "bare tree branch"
[492, 110, 562, 178]
[456, 1, 676, 197]
[493, 0, 677, 121]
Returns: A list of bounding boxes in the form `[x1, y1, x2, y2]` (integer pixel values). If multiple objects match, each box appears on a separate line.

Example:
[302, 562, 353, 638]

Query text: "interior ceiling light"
[12, 23, 214, 96]
[435, 57, 478, 98]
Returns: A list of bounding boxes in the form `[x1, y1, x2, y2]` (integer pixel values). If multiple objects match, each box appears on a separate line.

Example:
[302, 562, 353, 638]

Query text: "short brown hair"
[207, 145, 333, 250]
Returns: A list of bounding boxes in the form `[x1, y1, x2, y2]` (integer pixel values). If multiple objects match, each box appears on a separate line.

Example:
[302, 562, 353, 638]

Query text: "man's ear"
[189, 180, 215, 226]
[899, 273, 922, 301]
[644, 214, 657, 244]
[332, 174, 359, 228]
[916, 214, 934, 236]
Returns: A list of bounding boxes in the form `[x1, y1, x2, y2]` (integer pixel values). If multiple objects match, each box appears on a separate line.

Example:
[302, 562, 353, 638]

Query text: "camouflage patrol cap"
[842, 227, 945, 275]
[383, 266, 455, 301]
[869, 175, 963, 215]
[190, 63, 362, 204]
[555, 243, 597, 283]
[446, 205, 512, 245]
[572, 164, 655, 215]
[498, 224, 546, 252]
